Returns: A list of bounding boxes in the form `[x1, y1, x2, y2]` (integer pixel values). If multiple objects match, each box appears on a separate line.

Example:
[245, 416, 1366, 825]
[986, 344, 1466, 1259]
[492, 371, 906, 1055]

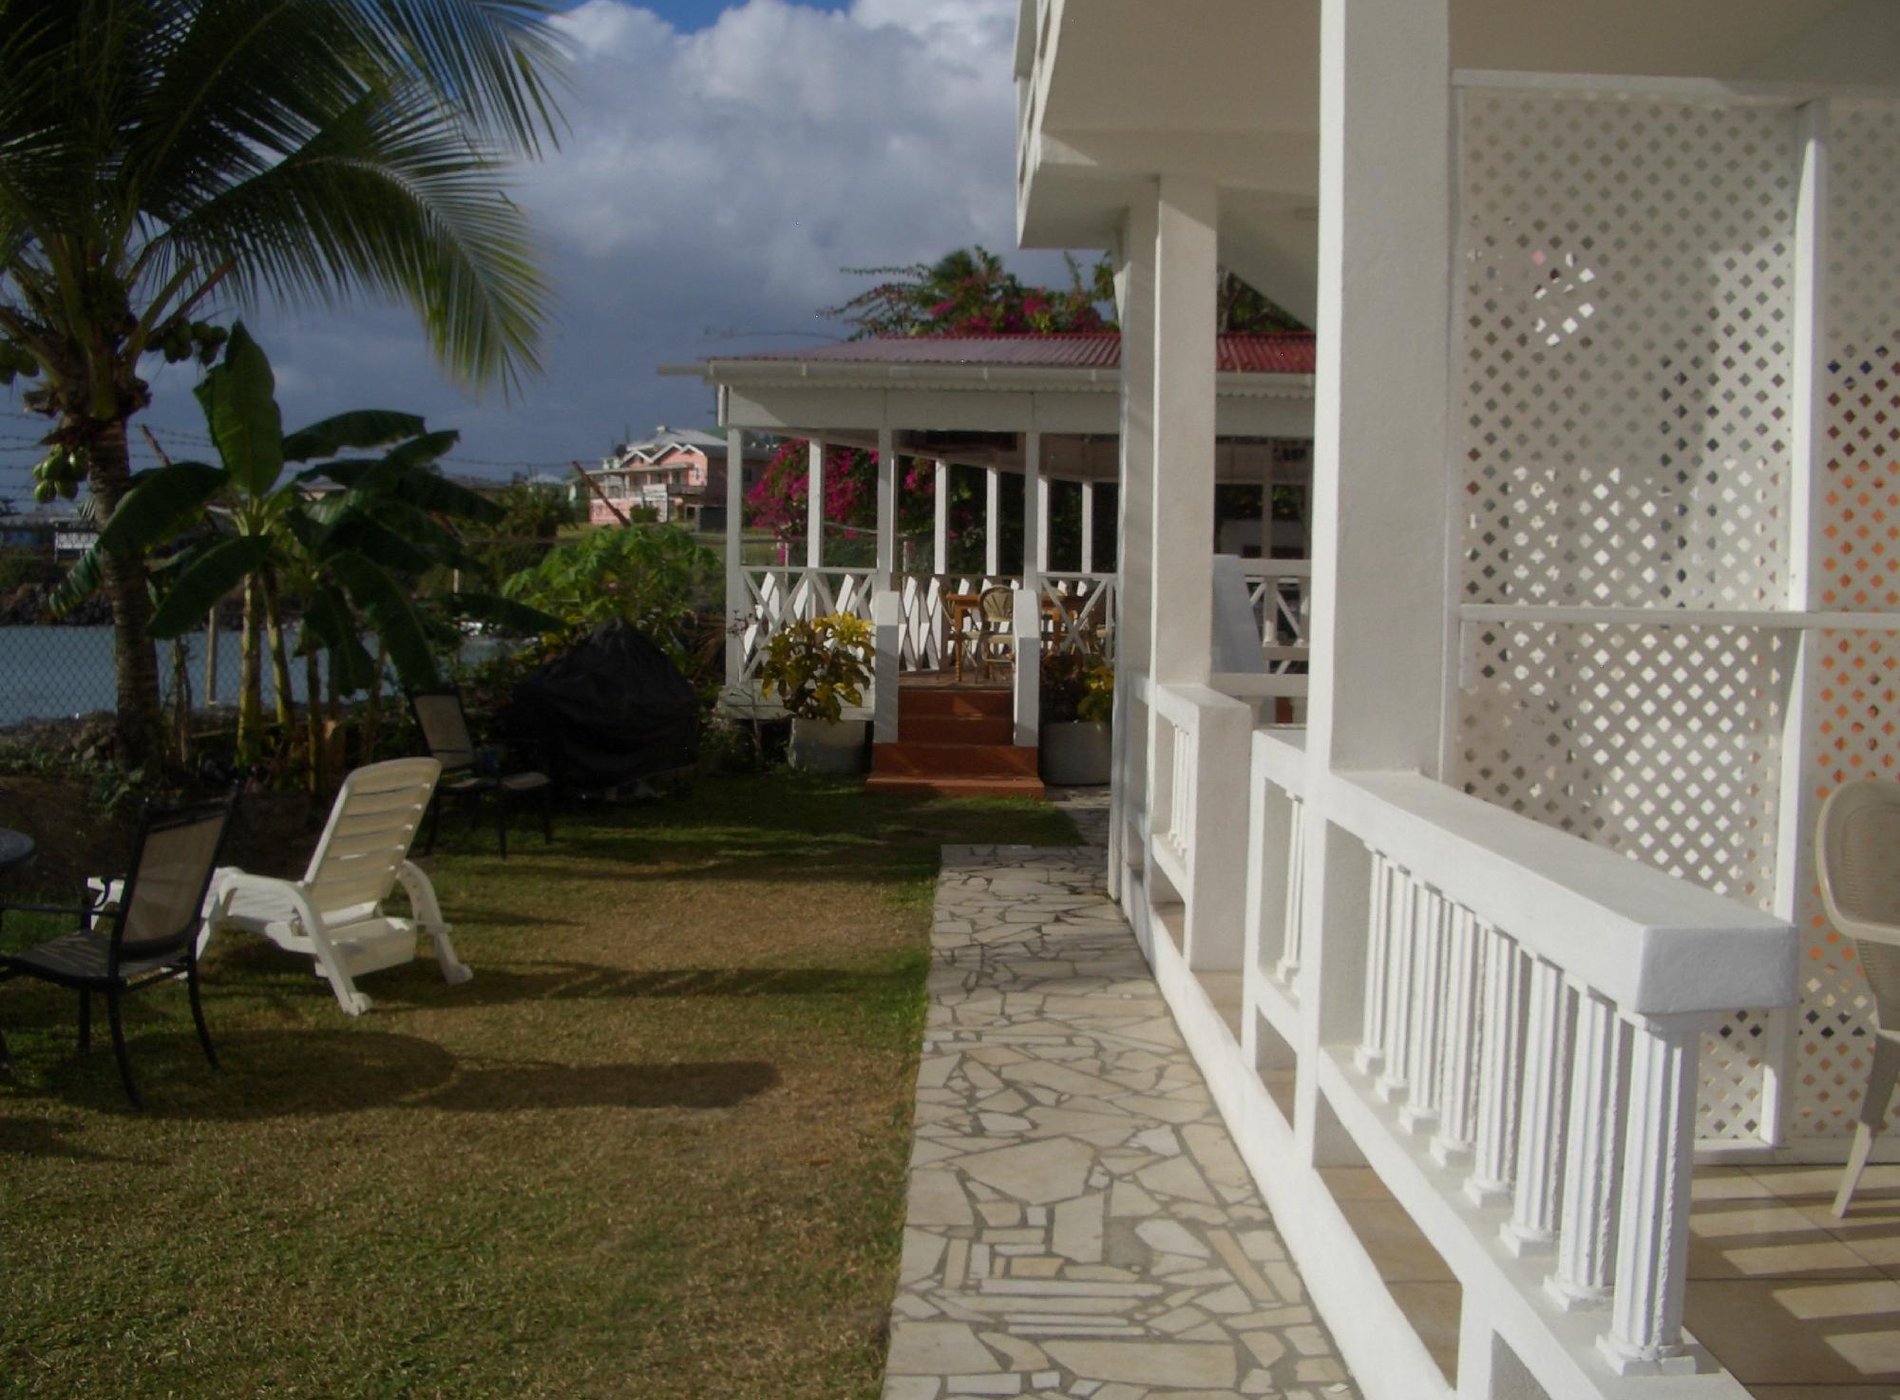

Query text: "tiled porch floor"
[1684, 1161, 1900, 1397]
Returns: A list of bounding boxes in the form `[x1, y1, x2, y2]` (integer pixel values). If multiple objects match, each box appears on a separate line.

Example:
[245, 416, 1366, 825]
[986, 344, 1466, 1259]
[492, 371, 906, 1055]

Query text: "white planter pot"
[1041, 720, 1112, 786]
[788, 717, 869, 774]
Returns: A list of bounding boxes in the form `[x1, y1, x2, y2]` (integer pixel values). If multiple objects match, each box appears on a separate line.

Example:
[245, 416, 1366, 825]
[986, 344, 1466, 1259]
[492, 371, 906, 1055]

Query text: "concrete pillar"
[1023, 432, 1043, 593]
[1149, 175, 1219, 688]
[1111, 194, 1159, 898]
[876, 427, 898, 593]
[933, 459, 950, 576]
[1295, 0, 1454, 1171]
[724, 420, 745, 689]
[806, 436, 825, 570]
[985, 467, 1001, 577]
[1081, 482, 1096, 573]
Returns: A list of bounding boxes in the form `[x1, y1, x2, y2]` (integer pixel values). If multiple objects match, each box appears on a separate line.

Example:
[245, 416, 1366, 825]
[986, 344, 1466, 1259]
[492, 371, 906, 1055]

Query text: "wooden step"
[899, 687, 1013, 720]
[871, 741, 1040, 781]
[898, 713, 1016, 746]
[864, 773, 1046, 800]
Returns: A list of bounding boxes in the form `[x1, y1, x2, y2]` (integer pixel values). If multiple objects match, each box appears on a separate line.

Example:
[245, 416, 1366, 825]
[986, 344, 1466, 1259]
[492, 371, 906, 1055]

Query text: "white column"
[1148, 174, 1218, 688]
[1503, 956, 1571, 1256]
[984, 467, 1001, 578]
[1294, 0, 1453, 1177]
[1764, 99, 1833, 1147]
[1111, 197, 1159, 900]
[933, 459, 949, 575]
[1303, 0, 1451, 774]
[1398, 888, 1448, 1135]
[1599, 1014, 1705, 1375]
[1375, 871, 1416, 1104]
[1080, 482, 1095, 574]
[1465, 924, 1525, 1204]
[876, 427, 898, 594]
[1430, 904, 1482, 1166]
[1354, 854, 1393, 1074]
[806, 436, 825, 570]
[1548, 988, 1626, 1309]
[724, 421, 745, 690]
[1022, 432, 1043, 593]
[1035, 474, 1051, 577]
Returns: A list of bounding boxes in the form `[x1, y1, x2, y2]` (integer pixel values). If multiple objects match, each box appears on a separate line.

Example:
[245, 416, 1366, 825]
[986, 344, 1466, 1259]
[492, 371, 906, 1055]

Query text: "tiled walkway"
[883, 796, 1359, 1400]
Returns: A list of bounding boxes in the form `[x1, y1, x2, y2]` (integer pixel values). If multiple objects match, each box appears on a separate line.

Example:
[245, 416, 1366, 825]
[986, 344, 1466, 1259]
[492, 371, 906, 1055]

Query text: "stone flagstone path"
[883, 797, 1360, 1400]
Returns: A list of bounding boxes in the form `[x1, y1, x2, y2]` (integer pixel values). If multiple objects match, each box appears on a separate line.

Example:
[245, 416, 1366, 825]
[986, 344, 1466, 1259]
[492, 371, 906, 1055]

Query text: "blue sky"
[0, 0, 1085, 501]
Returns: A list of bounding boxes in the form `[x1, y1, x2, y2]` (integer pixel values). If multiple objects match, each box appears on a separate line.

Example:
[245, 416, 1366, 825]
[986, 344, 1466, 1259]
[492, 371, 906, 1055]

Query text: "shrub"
[757, 613, 875, 723]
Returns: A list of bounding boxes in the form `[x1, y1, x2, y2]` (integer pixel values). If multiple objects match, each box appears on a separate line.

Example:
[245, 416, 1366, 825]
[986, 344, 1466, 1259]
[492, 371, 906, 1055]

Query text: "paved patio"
[884, 794, 1359, 1400]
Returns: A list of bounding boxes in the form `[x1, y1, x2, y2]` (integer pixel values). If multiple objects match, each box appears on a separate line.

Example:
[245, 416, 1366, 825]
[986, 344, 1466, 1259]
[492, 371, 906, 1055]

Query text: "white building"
[698, 4, 1900, 1394]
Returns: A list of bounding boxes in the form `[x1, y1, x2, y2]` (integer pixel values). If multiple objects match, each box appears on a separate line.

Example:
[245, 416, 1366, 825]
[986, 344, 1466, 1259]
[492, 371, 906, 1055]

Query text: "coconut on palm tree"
[0, 0, 563, 766]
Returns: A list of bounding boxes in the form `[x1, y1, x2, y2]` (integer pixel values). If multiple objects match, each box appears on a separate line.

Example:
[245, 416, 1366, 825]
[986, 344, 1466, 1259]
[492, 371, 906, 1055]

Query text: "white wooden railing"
[737, 566, 1118, 681]
[1241, 559, 1310, 674]
[1130, 680, 1797, 1398]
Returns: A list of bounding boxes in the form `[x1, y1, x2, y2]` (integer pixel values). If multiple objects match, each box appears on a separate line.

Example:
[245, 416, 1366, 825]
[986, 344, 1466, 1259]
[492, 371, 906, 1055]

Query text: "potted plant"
[757, 613, 876, 773]
[1040, 651, 1114, 785]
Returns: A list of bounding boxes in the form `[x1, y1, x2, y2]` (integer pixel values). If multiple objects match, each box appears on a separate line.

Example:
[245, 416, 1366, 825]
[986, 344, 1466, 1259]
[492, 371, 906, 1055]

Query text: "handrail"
[1327, 770, 1794, 1015]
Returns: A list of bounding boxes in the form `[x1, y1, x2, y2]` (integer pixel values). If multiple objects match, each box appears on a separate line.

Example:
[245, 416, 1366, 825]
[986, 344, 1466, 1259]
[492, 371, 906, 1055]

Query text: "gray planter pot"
[788, 717, 869, 774]
[1041, 720, 1112, 785]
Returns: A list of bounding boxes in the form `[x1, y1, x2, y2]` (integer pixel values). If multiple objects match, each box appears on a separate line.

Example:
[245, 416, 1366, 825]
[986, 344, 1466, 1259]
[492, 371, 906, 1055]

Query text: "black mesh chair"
[0, 791, 236, 1108]
[408, 688, 552, 860]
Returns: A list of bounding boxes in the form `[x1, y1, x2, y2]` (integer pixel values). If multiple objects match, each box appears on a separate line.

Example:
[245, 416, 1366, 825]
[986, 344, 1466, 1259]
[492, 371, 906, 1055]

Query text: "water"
[1, 624, 332, 727]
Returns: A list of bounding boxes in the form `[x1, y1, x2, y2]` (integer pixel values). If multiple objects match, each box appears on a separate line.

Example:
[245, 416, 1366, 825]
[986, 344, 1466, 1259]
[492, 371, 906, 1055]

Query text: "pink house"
[581, 427, 766, 529]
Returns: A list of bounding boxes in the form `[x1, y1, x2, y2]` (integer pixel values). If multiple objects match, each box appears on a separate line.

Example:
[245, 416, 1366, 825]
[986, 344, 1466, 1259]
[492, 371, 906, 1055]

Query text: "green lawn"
[0, 774, 1077, 1399]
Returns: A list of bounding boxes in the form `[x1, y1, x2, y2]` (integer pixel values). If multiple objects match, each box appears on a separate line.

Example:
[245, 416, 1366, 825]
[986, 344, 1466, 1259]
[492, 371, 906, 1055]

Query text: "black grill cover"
[508, 621, 698, 793]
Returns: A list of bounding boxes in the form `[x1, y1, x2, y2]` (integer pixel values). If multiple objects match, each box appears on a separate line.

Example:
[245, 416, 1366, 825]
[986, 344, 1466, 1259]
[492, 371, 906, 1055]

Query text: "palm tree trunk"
[85, 420, 163, 769]
[304, 646, 324, 794]
[260, 569, 294, 733]
[237, 576, 263, 766]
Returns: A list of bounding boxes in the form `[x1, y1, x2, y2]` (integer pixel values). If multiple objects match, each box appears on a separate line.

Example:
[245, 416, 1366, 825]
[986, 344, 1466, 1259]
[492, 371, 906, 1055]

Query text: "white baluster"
[1431, 904, 1481, 1166]
[1375, 869, 1417, 1104]
[1400, 888, 1448, 1134]
[1275, 794, 1306, 990]
[1502, 956, 1571, 1256]
[1465, 923, 1525, 1205]
[1547, 988, 1627, 1309]
[1598, 1014, 1704, 1376]
[1354, 853, 1393, 1075]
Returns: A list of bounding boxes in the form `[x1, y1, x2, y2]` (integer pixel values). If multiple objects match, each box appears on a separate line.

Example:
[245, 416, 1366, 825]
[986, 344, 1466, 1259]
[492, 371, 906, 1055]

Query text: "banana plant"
[56, 322, 554, 769]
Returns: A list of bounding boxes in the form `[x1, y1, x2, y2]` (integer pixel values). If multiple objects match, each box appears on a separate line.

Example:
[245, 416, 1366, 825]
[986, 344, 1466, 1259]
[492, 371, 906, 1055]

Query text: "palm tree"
[0, 0, 563, 766]
[61, 321, 553, 771]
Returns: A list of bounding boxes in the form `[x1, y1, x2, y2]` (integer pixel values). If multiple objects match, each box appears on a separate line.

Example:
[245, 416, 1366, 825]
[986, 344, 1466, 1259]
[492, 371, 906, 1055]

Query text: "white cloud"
[129, 0, 1089, 477]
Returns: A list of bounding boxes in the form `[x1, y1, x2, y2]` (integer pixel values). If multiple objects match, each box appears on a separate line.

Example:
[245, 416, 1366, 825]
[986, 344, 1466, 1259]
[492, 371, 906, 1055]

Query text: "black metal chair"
[408, 688, 553, 860]
[0, 791, 237, 1108]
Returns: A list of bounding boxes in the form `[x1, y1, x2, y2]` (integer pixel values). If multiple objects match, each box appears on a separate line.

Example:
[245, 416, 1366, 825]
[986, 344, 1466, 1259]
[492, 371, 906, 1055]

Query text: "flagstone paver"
[884, 791, 1359, 1400]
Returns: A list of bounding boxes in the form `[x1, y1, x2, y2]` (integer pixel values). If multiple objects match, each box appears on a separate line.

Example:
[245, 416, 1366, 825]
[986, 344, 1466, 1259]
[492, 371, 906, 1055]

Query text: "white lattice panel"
[1794, 99, 1900, 1140]
[1456, 620, 1789, 1140]
[1458, 92, 1800, 611]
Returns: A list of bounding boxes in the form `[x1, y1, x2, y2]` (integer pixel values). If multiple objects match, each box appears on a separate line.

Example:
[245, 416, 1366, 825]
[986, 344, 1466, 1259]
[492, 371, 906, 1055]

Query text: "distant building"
[581, 427, 772, 529]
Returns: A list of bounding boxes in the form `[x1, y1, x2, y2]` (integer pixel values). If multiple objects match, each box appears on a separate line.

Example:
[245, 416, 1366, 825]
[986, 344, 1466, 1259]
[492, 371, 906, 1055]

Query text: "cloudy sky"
[0, 0, 1090, 499]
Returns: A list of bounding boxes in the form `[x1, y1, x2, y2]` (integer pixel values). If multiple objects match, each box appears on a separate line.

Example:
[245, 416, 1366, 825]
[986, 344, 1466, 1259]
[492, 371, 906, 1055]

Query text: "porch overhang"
[1014, 0, 1881, 317]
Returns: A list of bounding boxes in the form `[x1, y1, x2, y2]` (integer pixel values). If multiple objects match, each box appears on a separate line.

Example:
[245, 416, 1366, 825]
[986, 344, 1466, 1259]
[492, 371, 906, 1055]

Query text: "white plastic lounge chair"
[1816, 777, 1900, 1215]
[209, 757, 471, 1016]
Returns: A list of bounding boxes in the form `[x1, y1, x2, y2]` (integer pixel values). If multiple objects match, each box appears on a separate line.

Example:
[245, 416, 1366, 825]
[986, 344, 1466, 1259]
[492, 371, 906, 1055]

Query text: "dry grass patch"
[0, 773, 1077, 1399]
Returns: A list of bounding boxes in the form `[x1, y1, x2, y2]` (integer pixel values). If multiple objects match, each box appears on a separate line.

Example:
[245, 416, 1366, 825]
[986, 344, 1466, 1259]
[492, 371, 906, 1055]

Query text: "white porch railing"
[736, 566, 1118, 682]
[1241, 559, 1310, 674]
[1129, 679, 1796, 1399]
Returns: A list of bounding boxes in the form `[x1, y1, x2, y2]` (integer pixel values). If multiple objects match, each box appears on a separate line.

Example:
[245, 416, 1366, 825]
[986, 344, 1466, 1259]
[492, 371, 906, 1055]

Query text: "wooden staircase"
[866, 683, 1045, 800]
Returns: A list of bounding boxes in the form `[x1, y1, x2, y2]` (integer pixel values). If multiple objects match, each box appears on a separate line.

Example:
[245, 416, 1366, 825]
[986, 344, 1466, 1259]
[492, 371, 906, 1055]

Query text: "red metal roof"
[723, 332, 1314, 376]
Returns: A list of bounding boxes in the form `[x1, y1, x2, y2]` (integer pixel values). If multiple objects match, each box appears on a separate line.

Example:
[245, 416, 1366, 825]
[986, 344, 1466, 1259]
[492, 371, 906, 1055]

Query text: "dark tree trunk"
[87, 420, 162, 768]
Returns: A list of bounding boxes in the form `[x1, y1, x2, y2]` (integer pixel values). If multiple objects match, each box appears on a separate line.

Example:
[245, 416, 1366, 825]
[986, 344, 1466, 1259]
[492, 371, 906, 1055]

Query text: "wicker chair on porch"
[1816, 778, 1900, 1216]
[977, 585, 1016, 680]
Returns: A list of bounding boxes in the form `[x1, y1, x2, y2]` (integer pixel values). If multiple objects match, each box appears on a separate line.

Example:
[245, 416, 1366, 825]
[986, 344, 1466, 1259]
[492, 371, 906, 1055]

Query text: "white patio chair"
[1815, 778, 1900, 1215]
[208, 758, 471, 1016]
